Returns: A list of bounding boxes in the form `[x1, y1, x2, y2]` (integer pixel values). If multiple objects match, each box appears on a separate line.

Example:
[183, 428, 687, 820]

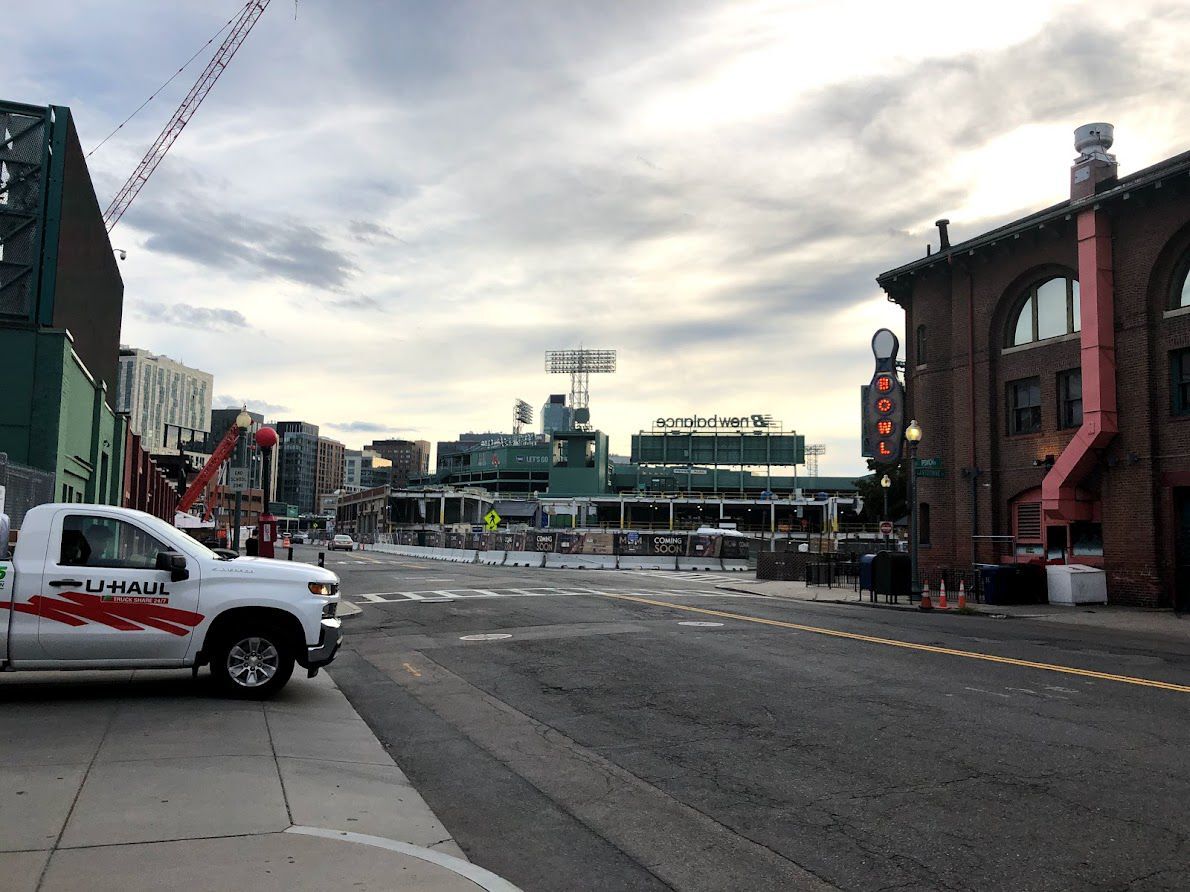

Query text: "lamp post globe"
[905, 419, 923, 601]
[230, 408, 252, 551]
[880, 473, 891, 533]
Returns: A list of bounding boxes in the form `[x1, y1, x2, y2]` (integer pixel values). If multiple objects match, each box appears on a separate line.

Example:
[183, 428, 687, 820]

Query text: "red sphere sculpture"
[254, 426, 279, 450]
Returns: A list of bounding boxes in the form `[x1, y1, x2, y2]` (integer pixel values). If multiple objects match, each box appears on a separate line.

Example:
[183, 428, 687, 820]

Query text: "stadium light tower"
[544, 349, 617, 430]
[513, 399, 534, 434]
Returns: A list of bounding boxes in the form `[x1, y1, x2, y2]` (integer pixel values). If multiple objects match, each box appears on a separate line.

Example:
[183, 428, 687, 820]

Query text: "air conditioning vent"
[1016, 502, 1042, 540]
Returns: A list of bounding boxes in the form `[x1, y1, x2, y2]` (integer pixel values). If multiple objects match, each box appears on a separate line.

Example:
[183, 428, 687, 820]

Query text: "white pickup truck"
[0, 503, 343, 698]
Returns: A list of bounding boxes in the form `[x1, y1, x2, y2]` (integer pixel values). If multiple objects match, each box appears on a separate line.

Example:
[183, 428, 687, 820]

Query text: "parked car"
[289, 532, 305, 544]
[330, 534, 355, 552]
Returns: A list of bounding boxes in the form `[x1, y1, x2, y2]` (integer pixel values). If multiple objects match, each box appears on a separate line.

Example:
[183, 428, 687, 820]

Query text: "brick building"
[315, 436, 344, 503]
[878, 124, 1190, 608]
[365, 438, 430, 487]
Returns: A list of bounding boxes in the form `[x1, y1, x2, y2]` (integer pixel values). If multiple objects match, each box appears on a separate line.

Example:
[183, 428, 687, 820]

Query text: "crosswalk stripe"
[348, 586, 757, 605]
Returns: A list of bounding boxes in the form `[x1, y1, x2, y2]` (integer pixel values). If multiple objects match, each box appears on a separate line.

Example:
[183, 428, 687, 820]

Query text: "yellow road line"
[606, 594, 1190, 694]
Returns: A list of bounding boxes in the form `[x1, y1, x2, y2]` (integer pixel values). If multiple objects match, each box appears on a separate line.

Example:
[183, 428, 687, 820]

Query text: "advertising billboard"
[631, 432, 805, 466]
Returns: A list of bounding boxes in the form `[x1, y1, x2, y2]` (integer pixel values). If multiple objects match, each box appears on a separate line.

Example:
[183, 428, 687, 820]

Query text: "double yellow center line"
[606, 594, 1190, 694]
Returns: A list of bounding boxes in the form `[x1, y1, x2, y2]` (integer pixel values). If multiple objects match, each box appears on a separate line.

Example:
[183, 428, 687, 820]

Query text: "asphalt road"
[298, 545, 1190, 891]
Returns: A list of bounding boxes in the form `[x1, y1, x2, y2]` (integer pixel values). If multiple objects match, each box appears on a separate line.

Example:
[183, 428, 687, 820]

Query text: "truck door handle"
[48, 579, 83, 587]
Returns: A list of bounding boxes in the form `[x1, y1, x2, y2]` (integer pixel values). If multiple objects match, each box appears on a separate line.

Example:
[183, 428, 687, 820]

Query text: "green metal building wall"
[0, 327, 122, 505]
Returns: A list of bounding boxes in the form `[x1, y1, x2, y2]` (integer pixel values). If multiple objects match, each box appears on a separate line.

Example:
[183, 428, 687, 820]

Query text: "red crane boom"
[178, 423, 243, 515]
[103, 0, 273, 232]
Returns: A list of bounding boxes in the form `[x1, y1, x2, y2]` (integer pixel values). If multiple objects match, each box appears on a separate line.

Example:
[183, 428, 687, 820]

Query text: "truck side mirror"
[156, 551, 190, 582]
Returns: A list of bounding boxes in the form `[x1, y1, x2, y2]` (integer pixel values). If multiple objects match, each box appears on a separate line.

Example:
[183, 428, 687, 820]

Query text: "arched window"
[1008, 276, 1080, 346]
[916, 325, 927, 365]
[1172, 256, 1190, 309]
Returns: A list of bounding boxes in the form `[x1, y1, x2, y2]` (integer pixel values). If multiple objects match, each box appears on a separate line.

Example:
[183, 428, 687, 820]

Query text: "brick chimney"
[1070, 123, 1118, 201]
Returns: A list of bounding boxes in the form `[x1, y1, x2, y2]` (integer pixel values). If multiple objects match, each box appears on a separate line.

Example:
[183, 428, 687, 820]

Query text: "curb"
[286, 826, 522, 892]
[714, 584, 1004, 618]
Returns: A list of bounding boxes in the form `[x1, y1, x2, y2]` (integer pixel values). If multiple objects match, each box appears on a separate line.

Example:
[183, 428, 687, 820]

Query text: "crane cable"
[86, 2, 252, 158]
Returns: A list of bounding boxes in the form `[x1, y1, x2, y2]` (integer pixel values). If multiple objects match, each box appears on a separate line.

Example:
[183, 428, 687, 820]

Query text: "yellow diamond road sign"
[483, 509, 501, 531]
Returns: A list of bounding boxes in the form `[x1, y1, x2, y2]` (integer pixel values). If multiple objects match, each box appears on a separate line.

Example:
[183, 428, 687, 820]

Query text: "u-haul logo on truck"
[84, 579, 170, 596]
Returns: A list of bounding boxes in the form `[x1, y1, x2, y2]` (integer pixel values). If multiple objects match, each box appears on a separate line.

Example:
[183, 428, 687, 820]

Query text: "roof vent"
[1071, 122, 1118, 200]
[1074, 123, 1115, 163]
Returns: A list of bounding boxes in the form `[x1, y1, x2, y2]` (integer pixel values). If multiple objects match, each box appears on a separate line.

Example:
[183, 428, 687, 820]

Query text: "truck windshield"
[135, 512, 222, 561]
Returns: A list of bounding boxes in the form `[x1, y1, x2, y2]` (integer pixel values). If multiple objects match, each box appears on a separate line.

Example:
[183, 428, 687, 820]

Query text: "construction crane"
[177, 421, 245, 515]
[103, 0, 273, 232]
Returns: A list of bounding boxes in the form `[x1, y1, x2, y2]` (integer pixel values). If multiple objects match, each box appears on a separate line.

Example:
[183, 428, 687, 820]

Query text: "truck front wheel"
[210, 625, 296, 699]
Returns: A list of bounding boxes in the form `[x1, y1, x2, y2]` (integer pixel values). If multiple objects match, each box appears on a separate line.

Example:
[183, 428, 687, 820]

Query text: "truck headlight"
[308, 582, 339, 596]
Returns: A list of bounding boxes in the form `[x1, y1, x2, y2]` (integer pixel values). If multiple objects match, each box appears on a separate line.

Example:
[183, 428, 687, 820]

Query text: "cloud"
[133, 301, 249, 331]
[127, 197, 358, 291]
[215, 396, 290, 415]
[25, 0, 1190, 476]
[330, 294, 382, 310]
[326, 421, 417, 434]
[348, 220, 404, 244]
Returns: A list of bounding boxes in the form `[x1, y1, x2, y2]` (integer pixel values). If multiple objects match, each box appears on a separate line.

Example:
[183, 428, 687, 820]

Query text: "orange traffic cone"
[957, 580, 967, 609]
[938, 580, 949, 609]
[919, 581, 934, 610]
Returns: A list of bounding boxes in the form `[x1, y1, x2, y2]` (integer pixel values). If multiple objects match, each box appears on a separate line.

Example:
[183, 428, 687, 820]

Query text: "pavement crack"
[262, 705, 294, 825]
[35, 701, 121, 892]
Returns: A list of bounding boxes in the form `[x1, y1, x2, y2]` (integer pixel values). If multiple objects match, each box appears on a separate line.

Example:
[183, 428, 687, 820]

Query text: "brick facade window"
[1008, 377, 1042, 434]
[1058, 369, 1082, 429]
[1008, 277, 1081, 346]
[1172, 255, 1190, 309]
[1171, 348, 1190, 416]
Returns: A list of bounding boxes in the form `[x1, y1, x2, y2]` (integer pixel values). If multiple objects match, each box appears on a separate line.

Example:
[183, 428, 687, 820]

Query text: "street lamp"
[905, 419, 922, 600]
[232, 409, 252, 551]
[880, 473, 891, 547]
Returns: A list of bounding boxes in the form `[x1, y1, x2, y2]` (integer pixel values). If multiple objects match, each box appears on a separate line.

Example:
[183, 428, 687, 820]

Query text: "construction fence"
[0, 453, 54, 528]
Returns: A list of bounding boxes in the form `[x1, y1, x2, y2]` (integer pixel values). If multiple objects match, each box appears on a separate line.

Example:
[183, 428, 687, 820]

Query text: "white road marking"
[964, 686, 1012, 699]
[349, 586, 764, 605]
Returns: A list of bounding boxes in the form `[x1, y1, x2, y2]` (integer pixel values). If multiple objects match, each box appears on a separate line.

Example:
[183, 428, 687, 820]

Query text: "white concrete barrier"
[545, 554, 618, 570]
[505, 551, 546, 568]
[617, 556, 678, 570]
[721, 560, 751, 572]
[477, 550, 507, 566]
[678, 558, 721, 572]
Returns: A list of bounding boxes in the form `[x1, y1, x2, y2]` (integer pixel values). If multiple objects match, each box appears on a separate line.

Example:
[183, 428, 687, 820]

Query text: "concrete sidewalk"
[718, 578, 1190, 639]
[0, 669, 518, 892]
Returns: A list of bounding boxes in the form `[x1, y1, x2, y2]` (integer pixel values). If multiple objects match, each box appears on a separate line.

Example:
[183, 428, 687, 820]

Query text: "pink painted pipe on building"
[1041, 208, 1118, 522]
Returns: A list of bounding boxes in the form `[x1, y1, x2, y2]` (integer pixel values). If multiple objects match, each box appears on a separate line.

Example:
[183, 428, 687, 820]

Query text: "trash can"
[872, 551, 911, 602]
[978, 564, 1011, 605]
[979, 564, 1045, 605]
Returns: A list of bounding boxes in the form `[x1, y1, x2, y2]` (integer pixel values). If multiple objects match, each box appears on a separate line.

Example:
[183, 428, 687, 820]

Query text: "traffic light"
[862, 330, 905, 464]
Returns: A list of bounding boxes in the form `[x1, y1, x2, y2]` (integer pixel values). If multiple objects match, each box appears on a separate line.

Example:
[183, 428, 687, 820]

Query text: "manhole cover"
[459, 633, 513, 641]
[678, 621, 724, 628]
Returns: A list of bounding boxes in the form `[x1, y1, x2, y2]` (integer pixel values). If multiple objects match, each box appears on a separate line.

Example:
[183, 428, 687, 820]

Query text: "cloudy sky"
[12, 0, 1190, 474]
